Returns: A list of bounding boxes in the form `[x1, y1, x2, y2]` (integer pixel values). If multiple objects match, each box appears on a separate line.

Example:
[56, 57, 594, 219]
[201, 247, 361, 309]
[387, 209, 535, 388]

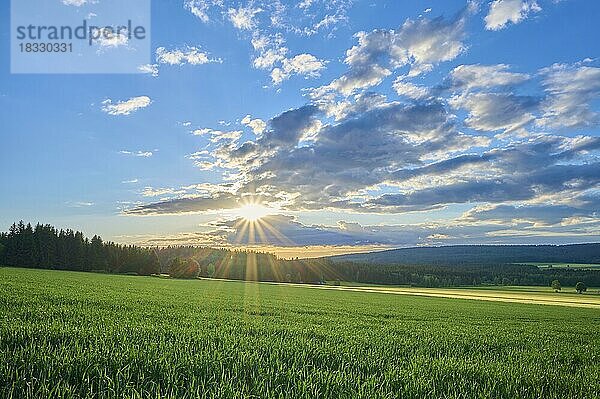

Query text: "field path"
[262, 282, 600, 309]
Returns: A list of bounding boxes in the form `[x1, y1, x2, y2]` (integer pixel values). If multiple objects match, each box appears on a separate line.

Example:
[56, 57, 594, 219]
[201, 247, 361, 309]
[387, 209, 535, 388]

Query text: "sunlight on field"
[1, 267, 600, 398]
[281, 283, 600, 309]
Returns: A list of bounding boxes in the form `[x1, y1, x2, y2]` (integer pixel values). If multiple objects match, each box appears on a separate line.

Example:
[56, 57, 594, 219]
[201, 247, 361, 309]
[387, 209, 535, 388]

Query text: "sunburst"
[235, 203, 272, 222]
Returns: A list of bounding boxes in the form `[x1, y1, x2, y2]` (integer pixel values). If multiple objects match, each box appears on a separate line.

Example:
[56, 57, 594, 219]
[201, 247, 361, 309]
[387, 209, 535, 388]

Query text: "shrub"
[169, 257, 200, 279]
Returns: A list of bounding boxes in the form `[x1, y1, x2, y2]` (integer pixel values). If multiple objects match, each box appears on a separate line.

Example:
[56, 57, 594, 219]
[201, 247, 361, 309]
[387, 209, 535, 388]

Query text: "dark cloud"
[125, 193, 239, 215]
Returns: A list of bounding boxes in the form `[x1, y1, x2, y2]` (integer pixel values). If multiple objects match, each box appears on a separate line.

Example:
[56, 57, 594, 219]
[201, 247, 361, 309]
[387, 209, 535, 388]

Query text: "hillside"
[327, 243, 600, 265]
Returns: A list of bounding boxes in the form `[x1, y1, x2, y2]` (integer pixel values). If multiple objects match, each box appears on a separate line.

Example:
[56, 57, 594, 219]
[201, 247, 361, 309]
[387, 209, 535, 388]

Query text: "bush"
[575, 281, 587, 294]
[169, 257, 200, 279]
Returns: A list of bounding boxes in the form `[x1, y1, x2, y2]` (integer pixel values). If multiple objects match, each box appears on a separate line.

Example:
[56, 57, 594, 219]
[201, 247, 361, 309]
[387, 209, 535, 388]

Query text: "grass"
[340, 281, 599, 295]
[1, 267, 600, 398]
[292, 283, 600, 308]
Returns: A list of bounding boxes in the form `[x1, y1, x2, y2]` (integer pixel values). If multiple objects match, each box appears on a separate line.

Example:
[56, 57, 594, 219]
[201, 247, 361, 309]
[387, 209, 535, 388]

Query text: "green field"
[1, 268, 600, 398]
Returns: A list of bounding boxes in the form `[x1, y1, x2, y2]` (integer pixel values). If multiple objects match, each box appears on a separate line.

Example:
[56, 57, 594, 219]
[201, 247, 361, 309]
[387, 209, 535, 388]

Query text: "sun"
[235, 203, 272, 222]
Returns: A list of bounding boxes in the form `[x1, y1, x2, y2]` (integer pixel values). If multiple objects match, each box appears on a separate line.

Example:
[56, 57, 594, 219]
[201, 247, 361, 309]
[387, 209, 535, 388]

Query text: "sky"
[1, 0, 599, 257]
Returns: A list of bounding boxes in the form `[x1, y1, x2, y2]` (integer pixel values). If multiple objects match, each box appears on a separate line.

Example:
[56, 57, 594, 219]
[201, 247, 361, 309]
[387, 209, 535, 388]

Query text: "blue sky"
[1, 0, 599, 257]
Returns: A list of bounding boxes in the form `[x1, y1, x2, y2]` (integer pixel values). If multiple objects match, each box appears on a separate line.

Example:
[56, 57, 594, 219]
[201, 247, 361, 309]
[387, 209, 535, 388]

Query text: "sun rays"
[234, 203, 272, 222]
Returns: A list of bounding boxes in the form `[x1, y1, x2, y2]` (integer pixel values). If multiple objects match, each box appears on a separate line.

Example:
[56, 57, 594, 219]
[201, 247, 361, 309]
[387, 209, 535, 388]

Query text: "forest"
[2, 222, 600, 287]
[0, 221, 160, 275]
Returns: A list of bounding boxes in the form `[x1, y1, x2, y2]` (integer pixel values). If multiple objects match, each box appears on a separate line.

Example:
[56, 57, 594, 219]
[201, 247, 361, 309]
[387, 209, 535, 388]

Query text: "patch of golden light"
[235, 203, 272, 222]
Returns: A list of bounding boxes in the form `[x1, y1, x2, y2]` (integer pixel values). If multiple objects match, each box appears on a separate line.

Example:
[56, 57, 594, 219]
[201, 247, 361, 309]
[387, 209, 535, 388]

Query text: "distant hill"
[327, 244, 600, 266]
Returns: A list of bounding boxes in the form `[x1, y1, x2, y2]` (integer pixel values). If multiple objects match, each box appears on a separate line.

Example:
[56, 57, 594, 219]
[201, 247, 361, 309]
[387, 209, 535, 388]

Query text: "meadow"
[1, 267, 599, 398]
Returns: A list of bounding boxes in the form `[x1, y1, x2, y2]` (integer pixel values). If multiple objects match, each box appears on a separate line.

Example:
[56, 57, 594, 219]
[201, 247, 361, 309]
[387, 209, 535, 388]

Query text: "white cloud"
[156, 47, 220, 66]
[119, 150, 154, 158]
[192, 128, 242, 143]
[537, 63, 600, 130]
[250, 34, 325, 85]
[253, 47, 287, 69]
[192, 128, 214, 136]
[101, 96, 152, 116]
[62, 0, 88, 6]
[94, 28, 129, 49]
[319, 8, 471, 95]
[284, 53, 326, 76]
[271, 53, 326, 84]
[450, 64, 529, 90]
[67, 201, 95, 208]
[138, 64, 159, 77]
[184, 0, 217, 23]
[228, 6, 262, 31]
[393, 79, 431, 100]
[242, 115, 267, 135]
[484, 0, 541, 31]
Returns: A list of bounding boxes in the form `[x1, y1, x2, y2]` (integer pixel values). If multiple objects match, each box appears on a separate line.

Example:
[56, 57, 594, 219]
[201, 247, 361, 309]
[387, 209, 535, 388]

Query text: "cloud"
[93, 28, 129, 49]
[484, 0, 541, 31]
[317, 7, 472, 95]
[138, 64, 159, 77]
[125, 192, 240, 215]
[270, 53, 326, 84]
[125, 128, 600, 244]
[537, 63, 600, 130]
[122, 40, 600, 247]
[198, 100, 490, 213]
[242, 115, 267, 135]
[119, 150, 154, 158]
[449, 64, 530, 90]
[156, 46, 221, 66]
[101, 96, 152, 116]
[449, 92, 538, 133]
[366, 136, 600, 211]
[464, 195, 600, 227]
[67, 201, 95, 207]
[250, 35, 326, 85]
[186, 151, 215, 170]
[393, 79, 431, 100]
[253, 46, 288, 69]
[62, 0, 89, 6]
[123, 208, 600, 248]
[185, 0, 353, 37]
[184, 0, 221, 23]
[181, 1, 350, 85]
[192, 128, 243, 143]
[209, 215, 358, 246]
[228, 6, 262, 30]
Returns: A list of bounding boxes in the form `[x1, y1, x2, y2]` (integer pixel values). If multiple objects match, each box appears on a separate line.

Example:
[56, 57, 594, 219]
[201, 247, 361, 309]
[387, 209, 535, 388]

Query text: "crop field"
[273, 282, 600, 309]
[1, 267, 600, 398]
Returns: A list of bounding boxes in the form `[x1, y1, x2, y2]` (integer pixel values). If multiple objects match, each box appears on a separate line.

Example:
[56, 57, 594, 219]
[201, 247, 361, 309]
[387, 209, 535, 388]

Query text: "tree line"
[156, 246, 600, 288]
[0, 221, 160, 275]
[2, 222, 599, 288]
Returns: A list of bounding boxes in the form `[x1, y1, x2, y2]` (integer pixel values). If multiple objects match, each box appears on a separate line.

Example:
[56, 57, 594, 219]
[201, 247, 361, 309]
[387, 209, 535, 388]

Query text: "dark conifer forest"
[0, 221, 160, 275]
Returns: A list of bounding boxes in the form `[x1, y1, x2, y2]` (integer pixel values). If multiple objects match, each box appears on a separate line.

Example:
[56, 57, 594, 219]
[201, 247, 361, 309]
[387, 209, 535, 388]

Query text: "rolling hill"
[327, 243, 600, 265]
